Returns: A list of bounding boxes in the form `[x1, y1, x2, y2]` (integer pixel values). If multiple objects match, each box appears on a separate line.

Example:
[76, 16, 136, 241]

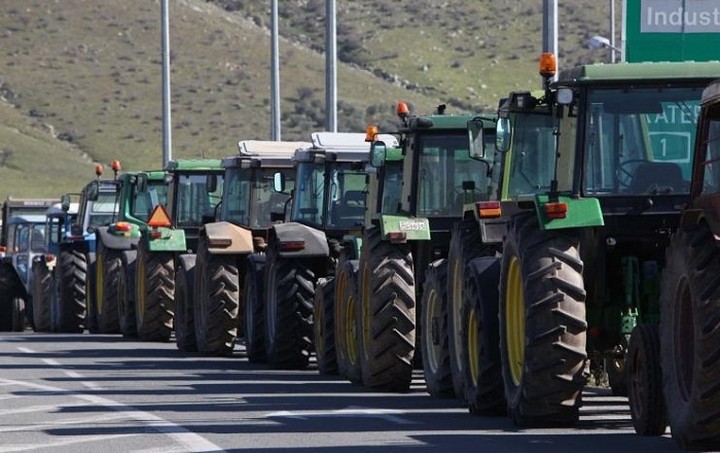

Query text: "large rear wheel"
[421, 259, 453, 398]
[31, 260, 52, 332]
[627, 323, 667, 436]
[358, 227, 415, 392]
[463, 256, 505, 415]
[336, 259, 361, 383]
[52, 250, 87, 333]
[194, 236, 240, 356]
[175, 255, 196, 352]
[264, 241, 315, 369]
[118, 251, 137, 338]
[661, 225, 720, 449]
[95, 242, 121, 333]
[135, 240, 174, 342]
[315, 276, 337, 375]
[499, 213, 587, 427]
[244, 256, 266, 363]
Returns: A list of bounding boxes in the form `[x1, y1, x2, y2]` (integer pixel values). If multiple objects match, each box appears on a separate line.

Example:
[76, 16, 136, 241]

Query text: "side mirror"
[136, 173, 149, 192]
[86, 180, 99, 202]
[370, 141, 387, 167]
[496, 117, 512, 153]
[273, 172, 286, 193]
[61, 194, 71, 212]
[468, 119, 486, 159]
[206, 174, 217, 193]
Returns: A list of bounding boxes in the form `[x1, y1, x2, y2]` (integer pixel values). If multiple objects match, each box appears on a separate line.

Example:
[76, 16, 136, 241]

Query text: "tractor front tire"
[31, 260, 52, 332]
[660, 225, 720, 449]
[421, 259, 453, 398]
[627, 323, 667, 436]
[175, 255, 196, 352]
[315, 277, 337, 375]
[53, 250, 87, 333]
[135, 241, 174, 342]
[118, 251, 137, 338]
[95, 242, 122, 333]
[336, 260, 361, 383]
[499, 213, 587, 427]
[244, 256, 266, 363]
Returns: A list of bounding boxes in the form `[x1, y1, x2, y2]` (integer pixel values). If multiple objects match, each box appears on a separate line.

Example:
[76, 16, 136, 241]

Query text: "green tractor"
[32, 164, 120, 333]
[188, 140, 308, 356]
[340, 105, 497, 392]
[263, 132, 373, 370]
[480, 56, 720, 427]
[127, 159, 224, 343]
[456, 90, 556, 414]
[631, 79, 720, 449]
[93, 169, 169, 335]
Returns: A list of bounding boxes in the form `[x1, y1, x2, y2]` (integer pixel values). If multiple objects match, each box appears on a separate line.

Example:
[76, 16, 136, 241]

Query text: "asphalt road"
[0, 331, 681, 452]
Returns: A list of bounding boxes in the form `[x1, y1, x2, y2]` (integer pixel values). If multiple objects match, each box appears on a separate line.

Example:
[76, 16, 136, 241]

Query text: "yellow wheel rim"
[468, 305, 480, 385]
[96, 254, 104, 314]
[336, 270, 347, 357]
[505, 256, 525, 387]
[424, 287, 440, 372]
[346, 290, 357, 365]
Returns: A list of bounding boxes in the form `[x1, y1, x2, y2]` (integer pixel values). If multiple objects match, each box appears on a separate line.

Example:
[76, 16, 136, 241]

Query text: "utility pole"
[161, 0, 172, 166]
[610, 0, 616, 63]
[325, 0, 337, 132]
[542, 0, 559, 82]
[270, 0, 281, 140]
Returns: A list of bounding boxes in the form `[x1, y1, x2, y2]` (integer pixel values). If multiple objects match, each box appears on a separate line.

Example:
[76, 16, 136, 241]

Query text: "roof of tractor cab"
[223, 140, 311, 169]
[5, 214, 47, 225]
[165, 159, 223, 172]
[296, 132, 392, 164]
[558, 61, 720, 85]
[405, 113, 495, 131]
[702, 79, 720, 105]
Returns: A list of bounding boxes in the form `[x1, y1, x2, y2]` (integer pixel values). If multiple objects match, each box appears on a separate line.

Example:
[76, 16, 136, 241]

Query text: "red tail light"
[544, 202, 568, 219]
[476, 201, 502, 219]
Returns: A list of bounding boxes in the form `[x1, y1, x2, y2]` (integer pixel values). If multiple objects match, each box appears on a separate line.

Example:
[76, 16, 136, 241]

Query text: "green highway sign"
[624, 0, 720, 62]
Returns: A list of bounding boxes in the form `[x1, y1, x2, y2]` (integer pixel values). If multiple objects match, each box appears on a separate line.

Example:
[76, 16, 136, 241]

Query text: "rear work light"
[115, 222, 132, 232]
[544, 202, 568, 219]
[476, 201, 501, 218]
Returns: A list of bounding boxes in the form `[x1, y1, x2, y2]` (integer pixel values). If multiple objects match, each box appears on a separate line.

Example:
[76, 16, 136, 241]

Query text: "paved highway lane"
[0, 332, 680, 452]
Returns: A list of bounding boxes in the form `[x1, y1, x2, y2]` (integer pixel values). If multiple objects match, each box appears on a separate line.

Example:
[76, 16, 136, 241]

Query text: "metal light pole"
[161, 0, 172, 166]
[270, 0, 281, 141]
[610, 0, 616, 63]
[325, 0, 337, 132]
[542, 0, 559, 82]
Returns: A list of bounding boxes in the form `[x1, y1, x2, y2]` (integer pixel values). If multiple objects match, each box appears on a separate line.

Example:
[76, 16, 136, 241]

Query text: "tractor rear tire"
[85, 253, 98, 334]
[175, 255, 196, 352]
[0, 268, 18, 332]
[95, 242, 121, 333]
[118, 251, 137, 338]
[264, 241, 315, 369]
[421, 259, 453, 398]
[194, 236, 239, 356]
[463, 256, 505, 415]
[499, 213, 587, 427]
[627, 323, 667, 436]
[336, 260, 361, 383]
[358, 227, 415, 392]
[447, 219, 485, 399]
[53, 250, 87, 333]
[31, 260, 52, 332]
[660, 225, 720, 449]
[315, 277, 337, 375]
[244, 256, 266, 363]
[135, 241, 174, 342]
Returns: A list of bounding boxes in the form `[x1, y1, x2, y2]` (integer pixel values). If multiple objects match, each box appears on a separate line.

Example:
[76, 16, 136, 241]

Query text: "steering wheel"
[617, 159, 651, 189]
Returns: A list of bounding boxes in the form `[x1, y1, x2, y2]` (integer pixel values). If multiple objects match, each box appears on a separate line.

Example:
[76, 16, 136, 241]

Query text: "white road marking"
[1, 352, 227, 453]
[0, 433, 135, 452]
[0, 402, 86, 417]
[0, 412, 131, 433]
[267, 406, 418, 425]
[16, 347, 34, 353]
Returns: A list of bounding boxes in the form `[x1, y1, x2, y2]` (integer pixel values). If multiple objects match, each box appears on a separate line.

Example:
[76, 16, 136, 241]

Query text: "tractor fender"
[95, 226, 138, 252]
[202, 221, 254, 255]
[143, 228, 187, 253]
[271, 222, 329, 258]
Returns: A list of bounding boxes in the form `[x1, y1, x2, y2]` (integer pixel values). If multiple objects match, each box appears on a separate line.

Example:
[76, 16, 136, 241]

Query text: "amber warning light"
[539, 52, 557, 78]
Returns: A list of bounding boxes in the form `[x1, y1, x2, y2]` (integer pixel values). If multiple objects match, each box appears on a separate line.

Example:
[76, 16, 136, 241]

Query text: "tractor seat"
[630, 161, 687, 194]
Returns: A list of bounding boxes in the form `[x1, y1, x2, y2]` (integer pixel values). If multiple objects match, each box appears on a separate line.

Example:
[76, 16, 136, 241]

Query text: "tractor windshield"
[583, 86, 702, 196]
[174, 173, 223, 227]
[417, 132, 494, 216]
[292, 161, 366, 229]
[222, 167, 294, 228]
[132, 180, 168, 221]
[503, 112, 556, 199]
[380, 159, 403, 214]
[89, 191, 118, 227]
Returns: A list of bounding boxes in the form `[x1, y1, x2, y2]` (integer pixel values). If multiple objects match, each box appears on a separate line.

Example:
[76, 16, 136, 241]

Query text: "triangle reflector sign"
[147, 204, 173, 228]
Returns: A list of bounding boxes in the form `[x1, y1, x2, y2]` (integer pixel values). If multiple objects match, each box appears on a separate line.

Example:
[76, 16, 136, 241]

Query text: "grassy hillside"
[0, 0, 619, 199]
